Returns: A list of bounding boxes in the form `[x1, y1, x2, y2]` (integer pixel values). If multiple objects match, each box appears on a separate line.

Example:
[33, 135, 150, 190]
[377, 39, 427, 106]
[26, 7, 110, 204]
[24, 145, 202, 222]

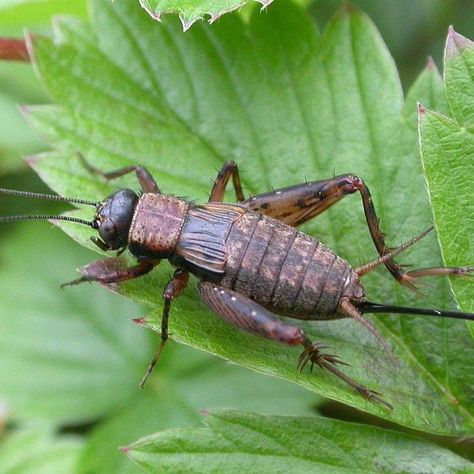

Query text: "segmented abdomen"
[220, 211, 351, 319]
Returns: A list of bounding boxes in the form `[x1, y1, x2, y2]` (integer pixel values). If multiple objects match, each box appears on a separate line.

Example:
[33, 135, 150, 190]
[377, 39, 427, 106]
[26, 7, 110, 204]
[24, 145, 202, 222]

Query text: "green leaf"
[0, 223, 152, 424]
[124, 410, 474, 474]
[77, 350, 317, 474]
[0, 0, 87, 26]
[0, 428, 82, 474]
[0, 79, 45, 174]
[26, 1, 474, 434]
[418, 28, 474, 319]
[138, 0, 272, 31]
[0, 221, 318, 472]
[0, 57, 48, 174]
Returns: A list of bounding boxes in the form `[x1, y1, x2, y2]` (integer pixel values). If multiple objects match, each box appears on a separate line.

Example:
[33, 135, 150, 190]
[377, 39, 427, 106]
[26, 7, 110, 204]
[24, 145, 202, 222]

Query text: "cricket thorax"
[174, 202, 246, 276]
[128, 194, 189, 259]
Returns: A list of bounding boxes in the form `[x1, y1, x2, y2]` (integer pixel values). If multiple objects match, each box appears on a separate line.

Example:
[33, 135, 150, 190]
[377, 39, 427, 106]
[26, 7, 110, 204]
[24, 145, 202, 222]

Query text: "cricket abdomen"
[221, 211, 353, 319]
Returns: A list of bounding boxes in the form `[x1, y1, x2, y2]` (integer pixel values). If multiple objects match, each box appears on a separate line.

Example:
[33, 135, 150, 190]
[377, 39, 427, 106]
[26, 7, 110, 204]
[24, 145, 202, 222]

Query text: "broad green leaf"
[0, 428, 82, 474]
[77, 348, 317, 474]
[26, 0, 474, 434]
[419, 28, 474, 319]
[124, 410, 473, 474]
[0, 222, 151, 424]
[0, 219, 317, 472]
[0, 0, 87, 26]
[138, 0, 272, 31]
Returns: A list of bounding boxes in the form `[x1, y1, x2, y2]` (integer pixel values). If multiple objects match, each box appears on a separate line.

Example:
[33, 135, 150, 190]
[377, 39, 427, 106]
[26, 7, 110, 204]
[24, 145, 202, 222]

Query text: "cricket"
[1, 159, 473, 410]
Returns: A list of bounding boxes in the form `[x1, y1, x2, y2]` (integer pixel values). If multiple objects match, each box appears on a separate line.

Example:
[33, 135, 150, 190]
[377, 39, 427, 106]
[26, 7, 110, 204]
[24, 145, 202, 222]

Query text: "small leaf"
[418, 27, 474, 320]
[138, 0, 273, 31]
[445, 27, 474, 125]
[77, 348, 317, 474]
[124, 410, 474, 474]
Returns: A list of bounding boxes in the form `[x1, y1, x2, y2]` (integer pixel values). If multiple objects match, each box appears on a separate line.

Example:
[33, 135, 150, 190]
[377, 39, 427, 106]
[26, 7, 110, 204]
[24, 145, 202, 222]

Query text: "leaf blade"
[124, 411, 474, 474]
[419, 27, 474, 322]
[25, 1, 474, 433]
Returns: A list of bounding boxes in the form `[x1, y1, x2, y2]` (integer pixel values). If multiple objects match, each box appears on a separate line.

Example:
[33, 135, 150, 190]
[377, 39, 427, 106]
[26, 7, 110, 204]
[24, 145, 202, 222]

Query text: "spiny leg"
[298, 337, 392, 410]
[354, 229, 474, 289]
[61, 258, 157, 287]
[241, 174, 412, 289]
[208, 160, 245, 203]
[78, 153, 160, 193]
[139, 269, 189, 388]
[198, 281, 391, 409]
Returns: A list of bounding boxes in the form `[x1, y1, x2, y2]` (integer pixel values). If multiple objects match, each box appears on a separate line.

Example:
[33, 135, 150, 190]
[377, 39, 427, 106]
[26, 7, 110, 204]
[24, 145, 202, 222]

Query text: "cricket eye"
[98, 219, 117, 243]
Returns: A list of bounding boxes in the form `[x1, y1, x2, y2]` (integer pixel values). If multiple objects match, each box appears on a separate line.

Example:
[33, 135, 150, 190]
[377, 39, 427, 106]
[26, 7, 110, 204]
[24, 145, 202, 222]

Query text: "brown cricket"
[1, 160, 473, 409]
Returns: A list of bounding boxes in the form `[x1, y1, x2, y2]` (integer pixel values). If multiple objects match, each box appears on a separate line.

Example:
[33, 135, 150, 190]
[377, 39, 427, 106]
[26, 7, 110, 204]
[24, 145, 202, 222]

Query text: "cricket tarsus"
[4, 158, 473, 409]
[298, 339, 392, 411]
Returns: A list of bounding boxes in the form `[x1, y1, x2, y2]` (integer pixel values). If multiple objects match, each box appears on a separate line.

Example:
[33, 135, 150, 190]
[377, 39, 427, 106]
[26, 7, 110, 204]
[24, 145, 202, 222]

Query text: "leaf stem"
[0, 38, 30, 62]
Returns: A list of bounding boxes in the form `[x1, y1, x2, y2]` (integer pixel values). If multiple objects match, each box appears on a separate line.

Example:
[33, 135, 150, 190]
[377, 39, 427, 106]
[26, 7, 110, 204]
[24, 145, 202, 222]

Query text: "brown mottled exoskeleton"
[2, 160, 473, 409]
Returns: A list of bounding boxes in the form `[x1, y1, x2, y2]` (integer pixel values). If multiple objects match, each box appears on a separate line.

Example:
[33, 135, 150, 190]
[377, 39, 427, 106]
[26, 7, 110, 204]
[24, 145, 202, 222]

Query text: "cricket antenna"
[0, 188, 97, 207]
[358, 301, 474, 321]
[0, 187, 98, 228]
[0, 214, 97, 227]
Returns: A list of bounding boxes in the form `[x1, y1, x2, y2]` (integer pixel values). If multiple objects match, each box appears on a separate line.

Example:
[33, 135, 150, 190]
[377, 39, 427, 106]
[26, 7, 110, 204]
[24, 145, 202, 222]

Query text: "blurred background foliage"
[0, 0, 473, 472]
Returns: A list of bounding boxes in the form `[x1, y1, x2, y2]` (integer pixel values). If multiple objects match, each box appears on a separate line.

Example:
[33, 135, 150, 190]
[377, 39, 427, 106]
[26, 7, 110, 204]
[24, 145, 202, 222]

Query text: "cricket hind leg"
[198, 281, 391, 410]
[243, 174, 474, 291]
[208, 160, 245, 202]
[241, 174, 415, 290]
[207, 165, 403, 290]
[78, 153, 160, 193]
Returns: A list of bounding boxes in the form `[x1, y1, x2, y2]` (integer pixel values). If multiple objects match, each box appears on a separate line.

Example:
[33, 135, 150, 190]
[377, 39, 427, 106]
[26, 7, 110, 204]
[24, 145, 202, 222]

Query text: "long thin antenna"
[358, 301, 474, 321]
[0, 215, 95, 227]
[0, 188, 97, 207]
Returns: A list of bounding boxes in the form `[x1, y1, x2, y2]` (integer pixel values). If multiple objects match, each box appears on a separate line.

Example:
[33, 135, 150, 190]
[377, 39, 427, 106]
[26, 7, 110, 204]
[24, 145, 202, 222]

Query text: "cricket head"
[92, 188, 139, 251]
[0, 186, 138, 253]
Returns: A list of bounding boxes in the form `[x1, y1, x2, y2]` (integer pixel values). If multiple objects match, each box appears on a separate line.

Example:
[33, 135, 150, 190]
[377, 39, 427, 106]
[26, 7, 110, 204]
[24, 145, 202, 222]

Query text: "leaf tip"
[18, 104, 31, 116]
[119, 445, 130, 454]
[132, 317, 147, 326]
[425, 56, 436, 71]
[445, 26, 474, 60]
[209, 13, 221, 24]
[24, 31, 35, 55]
[417, 102, 426, 117]
[25, 154, 41, 168]
[340, 2, 359, 17]
[180, 16, 199, 32]
[258, 0, 274, 11]
[139, 0, 161, 21]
